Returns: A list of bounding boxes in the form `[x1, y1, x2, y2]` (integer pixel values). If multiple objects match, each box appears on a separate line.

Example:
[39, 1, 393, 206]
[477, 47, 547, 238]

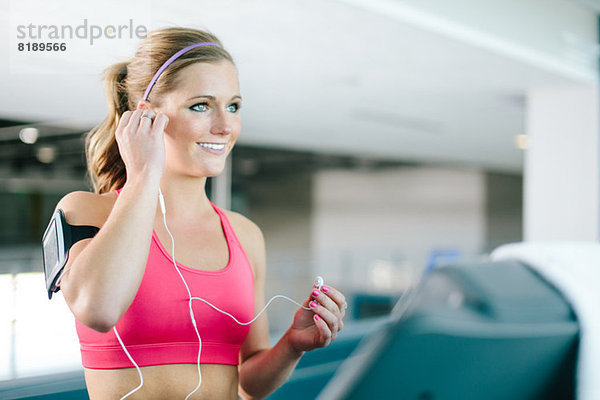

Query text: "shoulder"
[222, 209, 265, 250]
[55, 190, 117, 228]
[221, 209, 266, 271]
[222, 210, 263, 238]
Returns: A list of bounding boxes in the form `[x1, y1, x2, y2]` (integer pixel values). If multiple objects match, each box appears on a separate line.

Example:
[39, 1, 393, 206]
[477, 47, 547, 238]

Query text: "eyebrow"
[186, 95, 242, 101]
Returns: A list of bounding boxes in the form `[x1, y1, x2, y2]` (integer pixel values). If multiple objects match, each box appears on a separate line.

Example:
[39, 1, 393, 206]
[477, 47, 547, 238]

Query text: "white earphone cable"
[115, 189, 314, 400]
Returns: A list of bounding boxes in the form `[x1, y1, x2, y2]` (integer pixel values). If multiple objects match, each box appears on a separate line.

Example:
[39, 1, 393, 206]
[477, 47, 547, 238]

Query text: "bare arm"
[59, 109, 168, 332]
[238, 332, 305, 400]
[58, 176, 160, 332]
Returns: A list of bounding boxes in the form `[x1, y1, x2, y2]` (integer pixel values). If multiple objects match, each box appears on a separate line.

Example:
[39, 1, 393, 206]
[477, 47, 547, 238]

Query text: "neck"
[157, 169, 213, 222]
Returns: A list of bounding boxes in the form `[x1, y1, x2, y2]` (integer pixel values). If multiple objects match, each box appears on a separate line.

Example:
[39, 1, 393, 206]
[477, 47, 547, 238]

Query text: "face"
[146, 60, 242, 178]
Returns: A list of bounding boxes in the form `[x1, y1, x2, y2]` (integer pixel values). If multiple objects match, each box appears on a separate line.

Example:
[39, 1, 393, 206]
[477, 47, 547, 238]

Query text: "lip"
[196, 142, 227, 155]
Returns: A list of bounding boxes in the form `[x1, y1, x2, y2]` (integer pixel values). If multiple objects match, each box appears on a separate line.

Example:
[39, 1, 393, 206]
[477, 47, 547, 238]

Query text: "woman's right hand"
[115, 109, 169, 182]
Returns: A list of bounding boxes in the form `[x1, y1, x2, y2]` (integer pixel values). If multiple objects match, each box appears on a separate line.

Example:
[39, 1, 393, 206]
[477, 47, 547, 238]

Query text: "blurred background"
[0, 0, 598, 393]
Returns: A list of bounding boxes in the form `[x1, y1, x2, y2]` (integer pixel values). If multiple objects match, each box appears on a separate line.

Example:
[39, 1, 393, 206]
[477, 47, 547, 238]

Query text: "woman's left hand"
[286, 282, 347, 353]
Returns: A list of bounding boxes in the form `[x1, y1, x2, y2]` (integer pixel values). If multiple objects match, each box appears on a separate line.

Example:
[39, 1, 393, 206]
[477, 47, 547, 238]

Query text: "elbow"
[90, 319, 116, 333]
[60, 265, 126, 334]
[72, 296, 121, 333]
[86, 318, 116, 333]
[73, 311, 116, 333]
[86, 303, 121, 333]
[79, 311, 119, 333]
[59, 270, 120, 333]
[85, 314, 119, 333]
[238, 387, 264, 400]
[239, 394, 261, 400]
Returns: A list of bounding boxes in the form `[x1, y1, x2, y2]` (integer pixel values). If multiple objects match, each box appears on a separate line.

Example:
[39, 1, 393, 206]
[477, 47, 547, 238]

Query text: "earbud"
[158, 188, 166, 215]
[315, 276, 324, 291]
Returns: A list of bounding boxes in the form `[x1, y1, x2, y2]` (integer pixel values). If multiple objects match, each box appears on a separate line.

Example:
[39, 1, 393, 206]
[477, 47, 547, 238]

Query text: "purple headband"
[142, 41, 222, 101]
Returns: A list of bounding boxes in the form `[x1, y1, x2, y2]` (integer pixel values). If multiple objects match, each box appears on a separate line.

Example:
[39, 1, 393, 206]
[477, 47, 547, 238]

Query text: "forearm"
[238, 330, 305, 399]
[62, 176, 160, 331]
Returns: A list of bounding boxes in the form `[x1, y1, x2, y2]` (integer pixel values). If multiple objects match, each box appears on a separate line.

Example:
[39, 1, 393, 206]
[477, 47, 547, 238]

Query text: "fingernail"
[310, 301, 318, 308]
[322, 285, 329, 293]
[312, 290, 320, 297]
[314, 314, 321, 321]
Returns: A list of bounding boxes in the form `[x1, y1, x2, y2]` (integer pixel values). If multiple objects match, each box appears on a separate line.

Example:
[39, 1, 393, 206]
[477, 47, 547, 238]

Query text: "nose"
[209, 109, 232, 136]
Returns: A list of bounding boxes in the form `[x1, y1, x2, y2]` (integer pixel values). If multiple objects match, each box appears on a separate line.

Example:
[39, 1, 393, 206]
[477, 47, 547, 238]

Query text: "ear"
[136, 100, 153, 111]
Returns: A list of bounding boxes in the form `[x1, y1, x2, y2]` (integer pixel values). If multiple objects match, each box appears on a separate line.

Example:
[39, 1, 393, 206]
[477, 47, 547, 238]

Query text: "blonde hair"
[84, 27, 235, 194]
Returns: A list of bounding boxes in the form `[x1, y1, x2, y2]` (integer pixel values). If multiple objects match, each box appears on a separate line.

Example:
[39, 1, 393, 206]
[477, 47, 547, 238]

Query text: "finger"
[117, 110, 132, 130]
[126, 109, 144, 130]
[138, 111, 155, 131]
[313, 313, 332, 347]
[309, 300, 340, 340]
[320, 285, 347, 314]
[151, 112, 169, 134]
[138, 115, 152, 132]
[311, 289, 340, 320]
[312, 286, 346, 317]
[311, 289, 346, 334]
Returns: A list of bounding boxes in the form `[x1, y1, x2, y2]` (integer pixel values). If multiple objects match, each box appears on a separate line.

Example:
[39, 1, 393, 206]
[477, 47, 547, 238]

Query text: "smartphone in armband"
[42, 209, 100, 299]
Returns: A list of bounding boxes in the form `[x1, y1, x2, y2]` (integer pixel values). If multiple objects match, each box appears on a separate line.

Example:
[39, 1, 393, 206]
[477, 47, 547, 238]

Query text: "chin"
[198, 163, 227, 178]
[204, 170, 224, 178]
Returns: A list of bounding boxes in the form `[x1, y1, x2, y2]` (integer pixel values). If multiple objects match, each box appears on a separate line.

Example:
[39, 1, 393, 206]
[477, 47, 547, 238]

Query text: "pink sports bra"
[75, 187, 255, 368]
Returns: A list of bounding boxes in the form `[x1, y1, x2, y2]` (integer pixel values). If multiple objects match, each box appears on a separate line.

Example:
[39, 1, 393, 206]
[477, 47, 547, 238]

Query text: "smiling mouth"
[197, 143, 226, 150]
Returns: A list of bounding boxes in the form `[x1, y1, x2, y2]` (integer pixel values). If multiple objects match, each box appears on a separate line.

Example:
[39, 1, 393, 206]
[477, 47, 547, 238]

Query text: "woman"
[55, 27, 347, 399]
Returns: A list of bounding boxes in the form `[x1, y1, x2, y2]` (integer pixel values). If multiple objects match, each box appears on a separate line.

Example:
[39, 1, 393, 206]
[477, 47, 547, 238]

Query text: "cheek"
[232, 119, 242, 138]
[167, 116, 206, 141]
[163, 113, 182, 136]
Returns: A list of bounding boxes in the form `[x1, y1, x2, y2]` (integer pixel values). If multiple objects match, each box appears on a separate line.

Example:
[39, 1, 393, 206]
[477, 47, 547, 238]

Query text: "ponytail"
[84, 61, 129, 194]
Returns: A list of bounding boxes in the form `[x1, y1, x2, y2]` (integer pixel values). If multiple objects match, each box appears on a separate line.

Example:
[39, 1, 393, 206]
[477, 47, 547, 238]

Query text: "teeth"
[198, 143, 225, 150]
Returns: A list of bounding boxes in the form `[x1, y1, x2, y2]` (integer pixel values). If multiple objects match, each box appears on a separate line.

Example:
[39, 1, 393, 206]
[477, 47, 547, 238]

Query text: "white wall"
[310, 166, 486, 291]
[525, 84, 599, 241]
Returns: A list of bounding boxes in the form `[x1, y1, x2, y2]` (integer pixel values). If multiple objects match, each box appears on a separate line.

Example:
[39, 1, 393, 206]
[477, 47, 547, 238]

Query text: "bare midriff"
[84, 363, 239, 400]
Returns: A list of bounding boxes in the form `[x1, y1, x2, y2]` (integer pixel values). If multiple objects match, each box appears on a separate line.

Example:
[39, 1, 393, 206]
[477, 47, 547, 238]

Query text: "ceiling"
[0, 0, 597, 180]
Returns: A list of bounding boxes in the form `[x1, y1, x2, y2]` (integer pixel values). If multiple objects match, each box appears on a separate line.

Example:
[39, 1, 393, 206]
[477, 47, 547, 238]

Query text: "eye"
[190, 102, 208, 112]
[227, 103, 241, 113]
